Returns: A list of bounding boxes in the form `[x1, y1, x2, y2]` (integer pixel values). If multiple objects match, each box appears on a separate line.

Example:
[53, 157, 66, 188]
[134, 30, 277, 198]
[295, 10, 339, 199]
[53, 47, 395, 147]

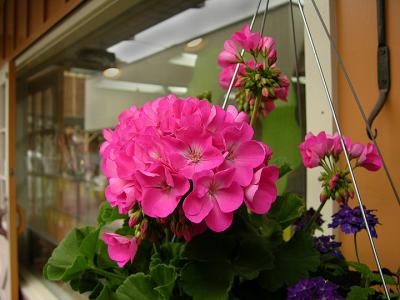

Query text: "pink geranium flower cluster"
[100, 94, 278, 267]
[299, 131, 382, 204]
[218, 24, 289, 117]
[299, 132, 382, 171]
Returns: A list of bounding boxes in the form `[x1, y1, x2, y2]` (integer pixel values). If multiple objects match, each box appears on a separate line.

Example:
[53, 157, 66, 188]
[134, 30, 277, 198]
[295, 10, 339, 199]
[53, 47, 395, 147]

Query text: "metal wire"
[260, 0, 270, 35]
[289, 0, 304, 138]
[310, 0, 399, 206]
[296, 1, 390, 298]
[222, 0, 264, 109]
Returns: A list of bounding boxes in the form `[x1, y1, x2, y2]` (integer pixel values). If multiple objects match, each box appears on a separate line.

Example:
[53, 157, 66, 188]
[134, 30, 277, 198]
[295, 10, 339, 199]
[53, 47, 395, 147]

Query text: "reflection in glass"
[16, 2, 305, 298]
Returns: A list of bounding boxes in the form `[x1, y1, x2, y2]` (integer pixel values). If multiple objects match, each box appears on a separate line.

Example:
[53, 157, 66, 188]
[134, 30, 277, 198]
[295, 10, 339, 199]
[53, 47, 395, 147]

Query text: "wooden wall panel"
[28, 0, 45, 36]
[16, 0, 28, 47]
[336, 0, 400, 272]
[5, 1, 15, 58]
[0, 2, 4, 63]
[0, 0, 85, 68]
[46, 0, 66, 21]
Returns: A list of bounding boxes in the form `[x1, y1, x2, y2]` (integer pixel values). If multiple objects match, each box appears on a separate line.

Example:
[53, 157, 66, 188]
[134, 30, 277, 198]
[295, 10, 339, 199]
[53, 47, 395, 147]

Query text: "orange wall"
[336, 0, 400, 271]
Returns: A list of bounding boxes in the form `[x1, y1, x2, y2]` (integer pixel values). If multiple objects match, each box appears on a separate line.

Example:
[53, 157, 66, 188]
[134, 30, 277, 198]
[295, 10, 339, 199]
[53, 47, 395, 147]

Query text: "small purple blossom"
[294, 208, 324, 231]
[328, 205, 379, 237]
[287, 277, 343, 300]
[314, 235, 342, 258]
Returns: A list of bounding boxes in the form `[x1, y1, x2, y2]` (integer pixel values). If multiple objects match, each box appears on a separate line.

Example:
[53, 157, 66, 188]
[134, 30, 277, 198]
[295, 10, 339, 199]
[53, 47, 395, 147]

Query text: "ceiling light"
[169, 53, 198, 67]
[107, 40, 165, 64]
[186, 38, 203, 48]
[168, 86, 188, 95]
[94, 79, 165, 94]
[103, 67, 121, 78]
[108, 0, 288, 64]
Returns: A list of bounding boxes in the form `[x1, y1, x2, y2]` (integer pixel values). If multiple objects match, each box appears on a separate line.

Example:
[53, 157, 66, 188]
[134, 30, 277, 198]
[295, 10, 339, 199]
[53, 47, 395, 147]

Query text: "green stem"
[92, 267, 125, 281]
[354, 233, 361, 264]
[304, 199, 327, 233]
[250, 94, 262, 128]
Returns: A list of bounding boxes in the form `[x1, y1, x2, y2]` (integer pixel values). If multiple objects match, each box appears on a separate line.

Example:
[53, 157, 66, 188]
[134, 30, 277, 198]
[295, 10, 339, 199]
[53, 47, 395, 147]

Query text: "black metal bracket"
[367, 0, 390, 140]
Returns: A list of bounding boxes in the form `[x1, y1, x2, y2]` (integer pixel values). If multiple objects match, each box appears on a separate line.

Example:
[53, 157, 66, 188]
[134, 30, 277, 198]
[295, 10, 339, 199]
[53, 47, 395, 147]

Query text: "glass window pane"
[16, 2, 306, 296]
[0, 133, 4, 176]
[0, 83, 5, 128]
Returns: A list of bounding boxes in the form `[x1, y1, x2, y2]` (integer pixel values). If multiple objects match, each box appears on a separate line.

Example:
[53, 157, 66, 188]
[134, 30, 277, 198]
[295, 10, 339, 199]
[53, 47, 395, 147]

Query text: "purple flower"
[314, 235, 342, 258]
[294, 208, 324, 231]
[328, 205, 379, 237]
[287, 277, 343, 300]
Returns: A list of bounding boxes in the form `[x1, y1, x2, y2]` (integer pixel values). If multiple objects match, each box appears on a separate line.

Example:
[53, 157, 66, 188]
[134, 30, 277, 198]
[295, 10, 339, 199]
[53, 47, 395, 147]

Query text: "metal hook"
[367, 0, 390, 140]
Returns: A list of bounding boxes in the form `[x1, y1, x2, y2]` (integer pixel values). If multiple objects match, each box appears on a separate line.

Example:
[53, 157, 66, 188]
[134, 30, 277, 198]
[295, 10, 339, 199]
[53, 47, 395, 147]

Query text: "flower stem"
[92, 267, 125, 281]
[354, 233, 361, 263]
[250, 94, 261, 128]
[304, 199, 327, 233]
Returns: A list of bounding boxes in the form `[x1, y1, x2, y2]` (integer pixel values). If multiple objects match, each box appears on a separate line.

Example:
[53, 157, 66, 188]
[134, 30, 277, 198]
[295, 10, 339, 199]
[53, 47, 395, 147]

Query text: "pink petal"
[215, 182, 243, 213]
[141, 188, 180, 218]
[205, 204, 233, 232]
[235, 141, 265, 168]
[183, 193, 213, 224]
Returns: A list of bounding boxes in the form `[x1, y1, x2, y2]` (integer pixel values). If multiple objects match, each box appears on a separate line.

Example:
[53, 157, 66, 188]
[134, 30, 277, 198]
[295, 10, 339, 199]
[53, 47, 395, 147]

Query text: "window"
[16, 1, 305, 297]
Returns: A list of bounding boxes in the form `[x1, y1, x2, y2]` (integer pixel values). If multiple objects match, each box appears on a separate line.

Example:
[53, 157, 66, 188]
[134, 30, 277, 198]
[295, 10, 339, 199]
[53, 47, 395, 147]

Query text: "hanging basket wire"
[223, 1, 395, 298]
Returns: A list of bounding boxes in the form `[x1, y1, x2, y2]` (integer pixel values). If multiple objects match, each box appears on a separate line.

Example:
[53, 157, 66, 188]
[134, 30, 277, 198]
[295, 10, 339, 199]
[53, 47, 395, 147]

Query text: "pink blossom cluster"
[218, 24, 289, 117]
[300, 131, 382, 204]
[299, 131, 382, 171]
[100, 94, 279, 267]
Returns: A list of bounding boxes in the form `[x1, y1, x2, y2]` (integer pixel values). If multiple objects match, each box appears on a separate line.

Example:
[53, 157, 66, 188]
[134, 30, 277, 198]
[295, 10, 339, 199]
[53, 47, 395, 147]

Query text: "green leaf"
[80, 228, 100, 265]
[44, 227, 95, 281]
[185, 231, 236, 262]
[348, 261, 396, 285]
[97, 201, 127, 227]
[70, 270, 99, 293]
[233, 237, 274, 279]
[180, 261, 234, 300]
[151, 264, 177, 300]
[346, 286, 375, 300]
[259, 232, 320, 291]
[267, 193, 305, 229]
[276, 161, 293, 178]
[115, 273, 159, 300]
[96, 284, 115, 300]
[96, 239, 117, 269]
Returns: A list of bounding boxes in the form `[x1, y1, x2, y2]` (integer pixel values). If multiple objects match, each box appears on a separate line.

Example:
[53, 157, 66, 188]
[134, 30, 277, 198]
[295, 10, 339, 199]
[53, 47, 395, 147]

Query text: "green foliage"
[259, 232, 320, 291]
[43, 227, 96, 281]
[346, 286, 375, 300]
[347, 261, 396, 286]
[115, 273, 160, 300]
[151, 264, 178, 299]
[97, 201, 127, 227]
[181, 261, 234, 300]
[268, 192, 305, 229]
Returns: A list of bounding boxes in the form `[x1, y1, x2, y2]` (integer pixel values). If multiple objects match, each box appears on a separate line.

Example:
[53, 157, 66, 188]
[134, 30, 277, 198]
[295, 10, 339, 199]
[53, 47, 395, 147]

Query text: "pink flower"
[330, 133, 342, 157]
[219, 64, 245, 90]
[299, 132, 334, 168]
[136, 165, 189, 218]
[102, 233, 138, 267]
[357, 143, 382, 171]
[218, 40, 240, 68]
[227, 105, 249, 123]
[105, 178, 139, 214]
[344, 137, 364, 159]
[220, 123, 265, 186]
[258, 36, 277, 65]
[244, 166, 278, 214]
[262, 100, 276, 116]
[166, 129, 224, 179]
[183, 168, 243, 232]
[232, 24, 261, 52]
